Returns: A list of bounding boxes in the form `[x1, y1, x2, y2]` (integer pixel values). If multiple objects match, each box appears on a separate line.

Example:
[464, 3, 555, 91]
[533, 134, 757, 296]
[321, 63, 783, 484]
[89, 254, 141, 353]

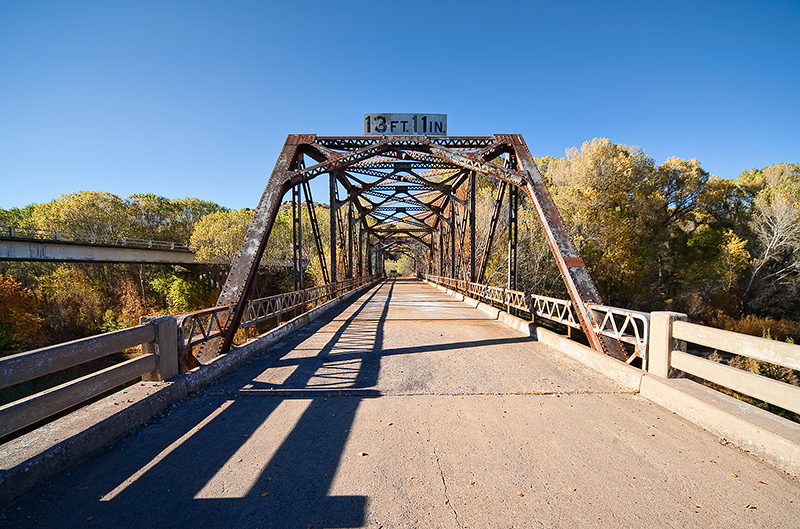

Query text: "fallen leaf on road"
[261, 491, 269, 497]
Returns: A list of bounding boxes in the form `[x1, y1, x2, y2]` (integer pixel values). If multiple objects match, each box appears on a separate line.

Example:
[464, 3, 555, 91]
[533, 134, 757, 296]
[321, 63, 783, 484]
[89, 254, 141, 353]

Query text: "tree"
[190, 209, 255, 265]
[544, 138, 660, 307]
[739, 164, 800, 318]
[0, 205, 35, 228]
[0, 275, 44, 355]
[36, 267, 108, 339]
[29, 191, 132, 240]
[126, 194, 225, 242]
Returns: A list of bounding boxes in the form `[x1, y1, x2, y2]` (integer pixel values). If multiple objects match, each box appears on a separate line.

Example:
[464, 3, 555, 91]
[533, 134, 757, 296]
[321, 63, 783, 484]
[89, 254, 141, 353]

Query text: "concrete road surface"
[2, 279, 799, 528]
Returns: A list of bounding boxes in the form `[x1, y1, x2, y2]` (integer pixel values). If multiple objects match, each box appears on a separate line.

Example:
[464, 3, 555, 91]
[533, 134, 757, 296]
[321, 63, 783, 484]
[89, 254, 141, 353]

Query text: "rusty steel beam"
[206, 134, 308, 360]
[314, 136, 495, 150]
[501, 134, 626, 360]
[206, 133, 624, 362]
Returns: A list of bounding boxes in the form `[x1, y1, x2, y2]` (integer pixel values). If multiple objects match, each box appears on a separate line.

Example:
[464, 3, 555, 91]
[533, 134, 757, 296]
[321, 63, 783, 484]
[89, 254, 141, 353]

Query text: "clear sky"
[1, 0, 798, 211]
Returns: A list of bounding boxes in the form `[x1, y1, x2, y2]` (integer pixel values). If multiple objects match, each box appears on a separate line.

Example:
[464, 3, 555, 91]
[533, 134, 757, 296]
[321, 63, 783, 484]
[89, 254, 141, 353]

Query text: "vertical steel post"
[469, 170, 476, 282]
[478, 180, 507, 284]
[449, 200, 456, 279]
[438, 227, 444, 277]
[347, 197, 354, 279]
[292, 184, 303, 291]
[302, 180, 329, 285]
[366, 232, 373, 276]
[329, 172, 337, 284]
[357, 217, 364, 277]
[508, 185, 518, 291]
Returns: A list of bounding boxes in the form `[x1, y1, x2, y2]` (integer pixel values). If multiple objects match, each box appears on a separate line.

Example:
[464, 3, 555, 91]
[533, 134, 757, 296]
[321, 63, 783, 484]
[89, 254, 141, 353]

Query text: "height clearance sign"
[364, 113, 447, 136]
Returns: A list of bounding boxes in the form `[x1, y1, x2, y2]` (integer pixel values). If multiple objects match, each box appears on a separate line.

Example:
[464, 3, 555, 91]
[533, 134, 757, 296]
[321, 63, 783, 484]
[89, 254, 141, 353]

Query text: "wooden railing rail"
[0, 316, 177, 439]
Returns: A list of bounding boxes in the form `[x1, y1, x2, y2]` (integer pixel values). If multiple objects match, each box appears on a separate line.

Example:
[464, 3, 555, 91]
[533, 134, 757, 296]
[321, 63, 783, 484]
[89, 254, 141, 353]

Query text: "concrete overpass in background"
[0, 226, 195, 265]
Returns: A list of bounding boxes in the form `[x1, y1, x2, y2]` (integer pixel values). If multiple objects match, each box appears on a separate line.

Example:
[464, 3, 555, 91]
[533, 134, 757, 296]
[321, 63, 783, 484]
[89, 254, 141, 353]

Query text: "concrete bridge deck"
[3, 279, 799, 528]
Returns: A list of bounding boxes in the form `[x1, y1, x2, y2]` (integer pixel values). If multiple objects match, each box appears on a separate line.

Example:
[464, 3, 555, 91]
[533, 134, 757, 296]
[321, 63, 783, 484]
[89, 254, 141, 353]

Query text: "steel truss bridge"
[3, 134, 800, 523]
[203, 134, 630, 364]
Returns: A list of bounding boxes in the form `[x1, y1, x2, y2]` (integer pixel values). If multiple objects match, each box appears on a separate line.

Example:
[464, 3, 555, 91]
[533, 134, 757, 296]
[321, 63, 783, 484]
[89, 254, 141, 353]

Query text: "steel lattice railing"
[424, 274, 650, 364]
[586, 303, 650, 362]
[176, 275, 380, 365]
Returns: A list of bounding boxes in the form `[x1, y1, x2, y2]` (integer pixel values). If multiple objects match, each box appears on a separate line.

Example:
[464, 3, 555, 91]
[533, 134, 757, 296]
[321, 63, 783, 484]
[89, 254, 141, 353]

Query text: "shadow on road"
[5, 279, 532, 529]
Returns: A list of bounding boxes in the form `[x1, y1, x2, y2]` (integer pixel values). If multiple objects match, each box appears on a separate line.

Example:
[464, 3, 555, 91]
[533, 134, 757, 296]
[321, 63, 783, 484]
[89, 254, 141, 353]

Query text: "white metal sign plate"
[363, 113, 447, 136]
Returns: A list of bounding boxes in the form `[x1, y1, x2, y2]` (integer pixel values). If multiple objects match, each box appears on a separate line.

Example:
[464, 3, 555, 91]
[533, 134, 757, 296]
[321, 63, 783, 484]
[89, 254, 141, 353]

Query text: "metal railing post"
[648, 312, 687, 377]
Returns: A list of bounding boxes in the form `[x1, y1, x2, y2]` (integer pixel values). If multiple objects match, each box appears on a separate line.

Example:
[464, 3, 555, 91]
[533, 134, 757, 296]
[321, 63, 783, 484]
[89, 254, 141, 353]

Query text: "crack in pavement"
[431, 440, 463, 529]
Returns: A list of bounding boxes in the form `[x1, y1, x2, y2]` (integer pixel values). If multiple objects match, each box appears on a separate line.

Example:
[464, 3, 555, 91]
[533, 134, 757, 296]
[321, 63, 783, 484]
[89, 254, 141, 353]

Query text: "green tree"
[0, 205, 35, 227]
[126, 194, 224, 242]
[29, 191, 132, 240]
[191, 209, 255, 265]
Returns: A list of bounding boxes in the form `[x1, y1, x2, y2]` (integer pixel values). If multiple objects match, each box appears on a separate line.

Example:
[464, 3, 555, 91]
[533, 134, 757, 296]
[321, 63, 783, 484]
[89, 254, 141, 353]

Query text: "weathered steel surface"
[202, 132, 625, 361]
[206, 134, 306, 360]
[503, 134, 627, 360]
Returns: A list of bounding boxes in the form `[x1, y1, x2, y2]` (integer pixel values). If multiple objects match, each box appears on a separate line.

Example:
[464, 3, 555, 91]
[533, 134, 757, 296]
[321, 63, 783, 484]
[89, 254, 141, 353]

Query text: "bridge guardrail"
[649, 313, 800, 416]
[424, 274, 649, 364]
[1, 276, 382, 439]
[177, 275, 380, 366]
[0, 317, 177, 440]
[0, 225, 191, 251]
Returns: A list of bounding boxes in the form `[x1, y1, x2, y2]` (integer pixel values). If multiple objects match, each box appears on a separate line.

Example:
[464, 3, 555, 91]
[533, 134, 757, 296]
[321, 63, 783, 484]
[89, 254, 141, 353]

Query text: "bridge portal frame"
[202, 134, 625, 362]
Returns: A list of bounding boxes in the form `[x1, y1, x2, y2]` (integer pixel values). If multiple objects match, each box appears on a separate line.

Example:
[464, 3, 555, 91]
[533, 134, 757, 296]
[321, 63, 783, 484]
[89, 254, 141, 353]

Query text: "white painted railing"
[649, 312, 800, 415]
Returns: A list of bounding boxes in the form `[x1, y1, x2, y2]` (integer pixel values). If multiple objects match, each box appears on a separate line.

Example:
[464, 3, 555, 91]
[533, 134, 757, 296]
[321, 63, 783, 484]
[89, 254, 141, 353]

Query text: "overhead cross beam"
[202, 133, 626, 362]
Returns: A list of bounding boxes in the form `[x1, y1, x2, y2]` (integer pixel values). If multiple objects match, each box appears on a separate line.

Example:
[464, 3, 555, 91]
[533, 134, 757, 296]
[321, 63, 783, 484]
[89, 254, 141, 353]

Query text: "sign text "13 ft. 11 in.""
[364, 113, 447, 136]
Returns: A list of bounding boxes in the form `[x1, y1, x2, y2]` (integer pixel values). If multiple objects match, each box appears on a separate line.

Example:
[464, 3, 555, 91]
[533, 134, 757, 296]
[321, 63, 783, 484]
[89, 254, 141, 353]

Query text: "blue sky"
[1, 0, 798, 211]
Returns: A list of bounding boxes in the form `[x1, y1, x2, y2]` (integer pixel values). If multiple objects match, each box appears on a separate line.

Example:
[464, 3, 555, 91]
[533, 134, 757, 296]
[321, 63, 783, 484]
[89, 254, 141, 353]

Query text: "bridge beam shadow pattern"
[5, 279, 800, 528]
